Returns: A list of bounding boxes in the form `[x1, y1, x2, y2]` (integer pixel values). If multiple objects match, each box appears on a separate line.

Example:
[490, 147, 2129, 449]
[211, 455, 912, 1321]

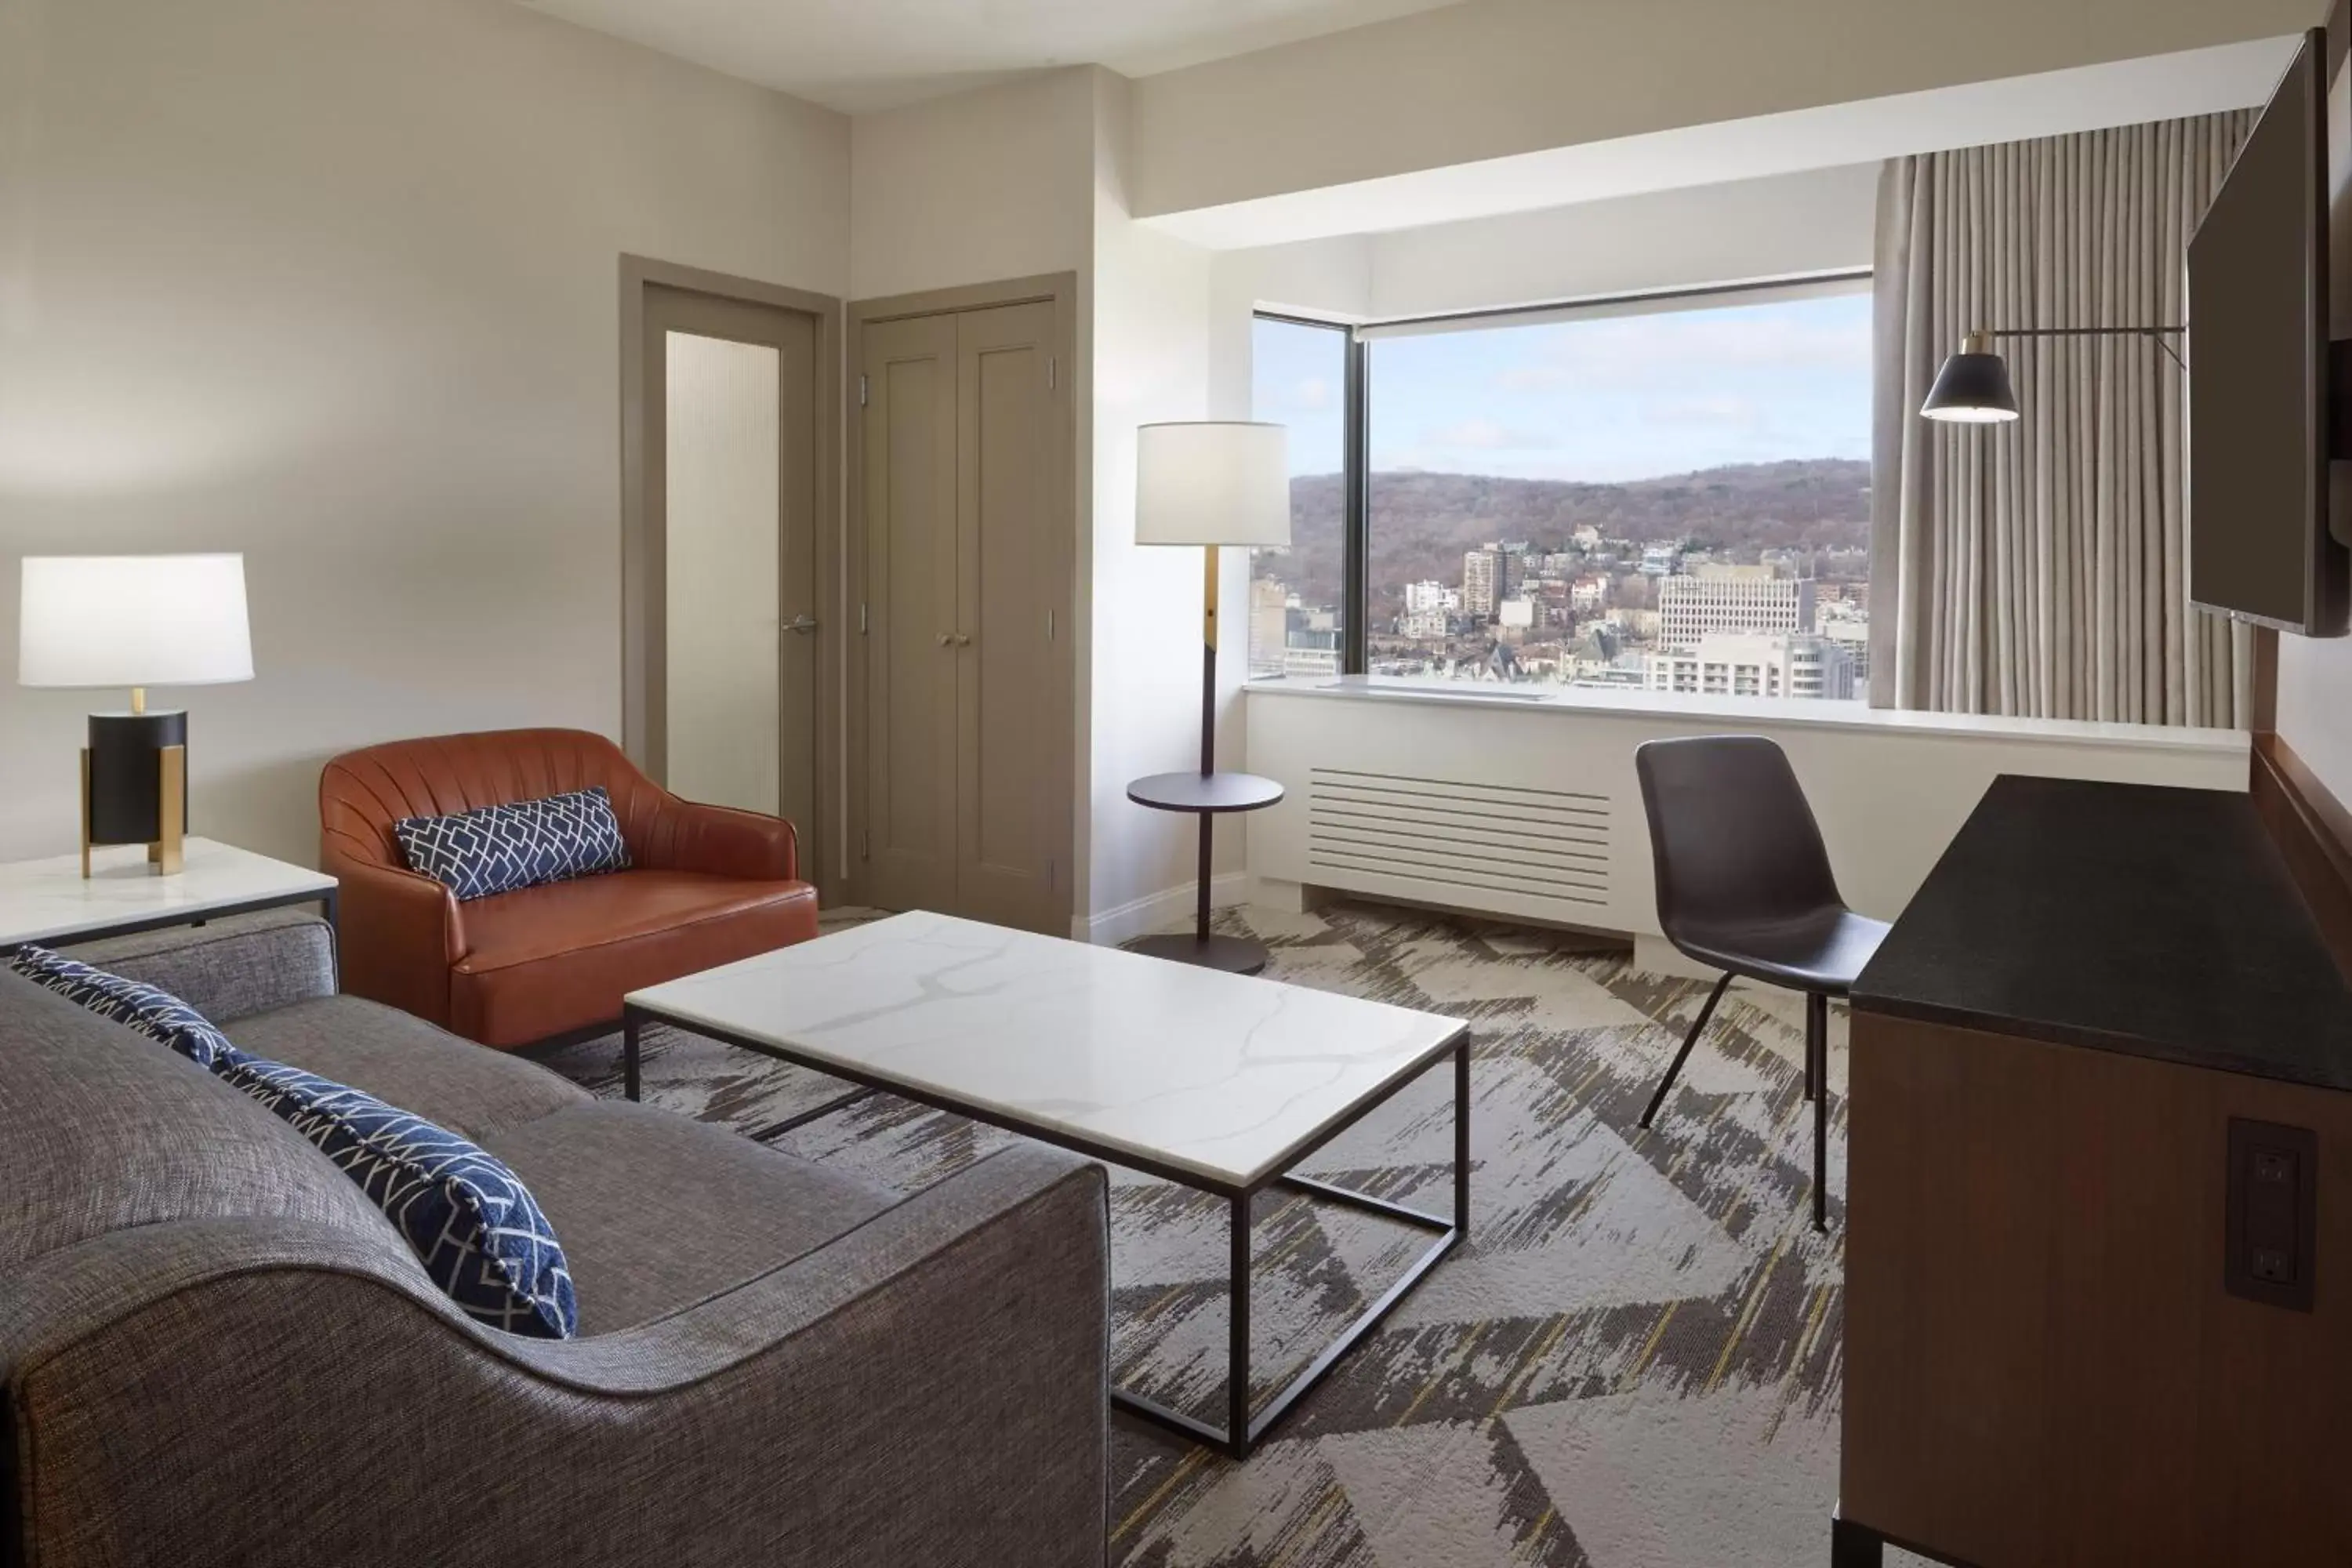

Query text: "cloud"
[1424, 417, 1559, 451]
[1286, 376, 1333, 412]
[1646, 394, 1763, 428]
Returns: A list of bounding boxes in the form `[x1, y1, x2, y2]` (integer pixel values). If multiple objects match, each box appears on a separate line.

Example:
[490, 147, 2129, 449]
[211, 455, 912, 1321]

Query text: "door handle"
[783, 615, 818, 635]
[938, 632, 953, 647]
[953, 633, 972, 646]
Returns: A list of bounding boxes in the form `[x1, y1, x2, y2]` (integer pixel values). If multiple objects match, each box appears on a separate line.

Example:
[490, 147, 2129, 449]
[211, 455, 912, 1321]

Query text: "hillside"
[1265, 458, 1871, 614]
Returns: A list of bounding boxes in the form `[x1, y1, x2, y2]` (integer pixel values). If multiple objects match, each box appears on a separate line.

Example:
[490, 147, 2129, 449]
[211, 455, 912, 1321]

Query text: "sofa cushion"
[227, 995, 588, 1142]
[61, 908, 338, 1025]
[452, 870, 818, 1047]
[216, 1051, 579, 1339]
[394, 784, 630, 902]
[8, 944, 238, 1069]
[0, 971, 400, 1270]
[481, 1100, 895, 1336]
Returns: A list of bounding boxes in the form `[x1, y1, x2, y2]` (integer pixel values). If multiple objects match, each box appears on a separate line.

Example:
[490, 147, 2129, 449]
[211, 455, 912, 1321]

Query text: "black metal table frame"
[623, 1004, 1469, 1461]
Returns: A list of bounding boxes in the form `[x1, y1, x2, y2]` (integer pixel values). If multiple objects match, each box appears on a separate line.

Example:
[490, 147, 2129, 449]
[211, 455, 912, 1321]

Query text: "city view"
[1249, 291, 1873, 700]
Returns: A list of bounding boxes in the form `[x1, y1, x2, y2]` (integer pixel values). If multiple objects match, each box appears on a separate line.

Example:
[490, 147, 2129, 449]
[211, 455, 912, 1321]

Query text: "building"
[1645, 632, 1857, 700]
[1639, 543, 1683, 576]
[1461, 544, 1523, 619]
[1402, 579, 1459, 614]
[1247, 577, 1291, 677]
[1657, 570, 1817, 649]
[1281, 644, 1341, 679]
[1398, 606, 1451, 640]
[1820, 612, 1871, 683]
[1569, 575, 1607, 612]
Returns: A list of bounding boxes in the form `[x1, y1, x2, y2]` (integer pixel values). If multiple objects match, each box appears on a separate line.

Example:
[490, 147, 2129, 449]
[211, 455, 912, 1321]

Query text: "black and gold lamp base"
[82, 707, 189, 877]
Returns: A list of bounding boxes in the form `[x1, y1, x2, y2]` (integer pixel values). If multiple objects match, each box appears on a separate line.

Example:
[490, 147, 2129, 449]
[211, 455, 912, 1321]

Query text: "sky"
[1252, 289, 1872, 484]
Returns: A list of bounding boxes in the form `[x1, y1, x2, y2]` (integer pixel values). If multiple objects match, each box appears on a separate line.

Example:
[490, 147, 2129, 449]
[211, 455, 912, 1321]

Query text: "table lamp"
[1127, 422, 1290, 972]
[18, 554, 255, 877]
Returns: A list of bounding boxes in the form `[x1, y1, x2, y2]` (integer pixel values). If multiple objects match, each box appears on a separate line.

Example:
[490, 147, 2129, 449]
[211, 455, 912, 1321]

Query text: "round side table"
[1124, 770, 1285, 974]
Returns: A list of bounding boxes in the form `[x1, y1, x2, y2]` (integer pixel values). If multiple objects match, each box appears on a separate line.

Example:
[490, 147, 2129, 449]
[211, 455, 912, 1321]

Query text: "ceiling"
[1149, 37, 2298, 249]
[514, 0, 1471, 114]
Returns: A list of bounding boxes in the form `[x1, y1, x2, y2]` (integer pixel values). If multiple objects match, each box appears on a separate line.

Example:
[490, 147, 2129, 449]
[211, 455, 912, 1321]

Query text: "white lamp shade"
[19, 554, 255, 689]
[1134, 422, 1290, 547]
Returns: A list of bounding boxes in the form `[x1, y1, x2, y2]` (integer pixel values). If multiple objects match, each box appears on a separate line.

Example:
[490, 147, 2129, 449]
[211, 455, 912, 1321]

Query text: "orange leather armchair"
[320, 728, 818, 1049]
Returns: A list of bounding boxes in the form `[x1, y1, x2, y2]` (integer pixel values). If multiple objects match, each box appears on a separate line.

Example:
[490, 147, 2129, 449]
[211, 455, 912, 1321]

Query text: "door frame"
[844, 272, 1078, 925]
[619, 255, 843, 900]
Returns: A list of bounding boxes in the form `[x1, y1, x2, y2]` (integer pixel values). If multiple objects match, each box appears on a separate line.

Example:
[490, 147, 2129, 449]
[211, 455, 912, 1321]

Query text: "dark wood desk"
[1836, 776, 2352, 1568]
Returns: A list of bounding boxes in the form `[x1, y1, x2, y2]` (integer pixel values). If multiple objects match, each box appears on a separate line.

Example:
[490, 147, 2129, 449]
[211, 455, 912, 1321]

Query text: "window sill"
[1243, 675, 2249, 757]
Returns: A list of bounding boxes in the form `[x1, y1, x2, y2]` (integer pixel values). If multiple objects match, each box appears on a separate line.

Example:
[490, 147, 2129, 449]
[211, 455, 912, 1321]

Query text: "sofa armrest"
[3, 1146, 1108, 1568]
[636, 797, 800, 882]
[329, 858, 466, 1029]
[56, 909, 337, 1023]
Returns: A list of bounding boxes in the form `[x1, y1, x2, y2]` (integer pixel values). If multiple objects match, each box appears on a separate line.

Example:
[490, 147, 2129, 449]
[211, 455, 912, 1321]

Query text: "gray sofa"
[0, 912, 1109, 1568]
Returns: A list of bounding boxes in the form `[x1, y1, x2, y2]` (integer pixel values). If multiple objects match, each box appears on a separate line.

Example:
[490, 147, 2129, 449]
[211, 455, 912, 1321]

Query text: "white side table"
[0, 837, 338, 951]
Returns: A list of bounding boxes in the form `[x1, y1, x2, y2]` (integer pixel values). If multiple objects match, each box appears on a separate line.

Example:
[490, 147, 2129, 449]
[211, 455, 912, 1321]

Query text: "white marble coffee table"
[622, 909, 1468, 1459]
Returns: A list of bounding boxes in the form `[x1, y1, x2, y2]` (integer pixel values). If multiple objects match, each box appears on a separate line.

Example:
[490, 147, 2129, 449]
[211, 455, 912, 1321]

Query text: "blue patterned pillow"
[393, 785, 630, 902]
[216, 1051, 578, 1340]
[8, 945, 238, 1069]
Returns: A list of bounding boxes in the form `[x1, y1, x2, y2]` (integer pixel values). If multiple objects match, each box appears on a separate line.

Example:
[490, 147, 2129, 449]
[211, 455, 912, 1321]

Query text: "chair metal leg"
[1641, 971, 1731, 1130]
[1807, 992, 1828, 1232]
[1804, 1010, 1817, 1102]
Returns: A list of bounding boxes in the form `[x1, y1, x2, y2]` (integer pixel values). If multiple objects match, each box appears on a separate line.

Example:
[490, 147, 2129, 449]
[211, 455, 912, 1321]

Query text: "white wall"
[1366, 163, 1878, 318]
[1129, 0, 2315, 219]
[1085, 69, 1223, 940]
[848, 70, 1096, 301]
[0, 0, 849, 867]
[2278, 637, 2352, 808]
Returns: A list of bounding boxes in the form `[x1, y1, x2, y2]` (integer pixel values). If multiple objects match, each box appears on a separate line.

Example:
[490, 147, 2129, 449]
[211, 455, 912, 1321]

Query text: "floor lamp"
[1126, 421, 1291, 975]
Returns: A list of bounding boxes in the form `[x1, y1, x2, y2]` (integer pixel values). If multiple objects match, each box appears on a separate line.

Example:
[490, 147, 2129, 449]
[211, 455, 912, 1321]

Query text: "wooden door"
[644, 285, 818, 835]
[953, 301, 1065, 930]
[858, 313, 961, 913]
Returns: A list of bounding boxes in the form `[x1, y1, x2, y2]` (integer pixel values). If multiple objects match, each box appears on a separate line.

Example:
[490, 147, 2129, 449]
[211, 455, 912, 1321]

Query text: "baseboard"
[1078, 872, 1251, 948]
[2250, 732, 2352, 984]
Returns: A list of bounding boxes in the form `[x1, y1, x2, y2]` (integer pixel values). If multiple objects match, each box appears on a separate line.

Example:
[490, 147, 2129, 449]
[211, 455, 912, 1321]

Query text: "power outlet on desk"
[2226, 1119, 2317, 1312]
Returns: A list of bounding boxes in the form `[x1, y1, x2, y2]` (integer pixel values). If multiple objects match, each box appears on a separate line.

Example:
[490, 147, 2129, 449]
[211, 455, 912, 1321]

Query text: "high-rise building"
[1403, 579, 1459, 614]
[1247, 577, 1290, 677]
[1645, 632, 1855, 700]
[1462, 545, 1520, 619]
[1657, 570, 1816, 649]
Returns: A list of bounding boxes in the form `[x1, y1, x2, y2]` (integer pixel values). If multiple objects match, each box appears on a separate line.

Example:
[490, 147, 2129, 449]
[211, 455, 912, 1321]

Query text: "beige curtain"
[1871, 112, 2255, 726]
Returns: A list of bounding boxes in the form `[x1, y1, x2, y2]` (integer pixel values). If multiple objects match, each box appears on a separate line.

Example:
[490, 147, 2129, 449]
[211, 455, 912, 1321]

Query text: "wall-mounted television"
[2187, 26, 2350, 637]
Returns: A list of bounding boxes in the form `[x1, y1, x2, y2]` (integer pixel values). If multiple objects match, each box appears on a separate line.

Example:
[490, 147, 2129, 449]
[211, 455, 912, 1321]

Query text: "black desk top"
[1127, 771, 1285, 813]
[1852, 775, 2352, 1091]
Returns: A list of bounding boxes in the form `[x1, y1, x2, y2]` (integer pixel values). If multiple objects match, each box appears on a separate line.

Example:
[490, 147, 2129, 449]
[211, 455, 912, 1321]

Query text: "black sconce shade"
[1921, 332, 2020, 423]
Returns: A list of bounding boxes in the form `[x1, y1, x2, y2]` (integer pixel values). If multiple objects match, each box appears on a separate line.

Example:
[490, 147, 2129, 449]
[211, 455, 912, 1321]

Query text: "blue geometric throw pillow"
[216, 1052, 578, 1340]
[7, 945, 238, 1069]
[392, 784, 631, 902]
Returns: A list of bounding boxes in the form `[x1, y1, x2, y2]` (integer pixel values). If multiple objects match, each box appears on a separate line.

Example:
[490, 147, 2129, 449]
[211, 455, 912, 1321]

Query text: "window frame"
[1254, 266, 1872, 684]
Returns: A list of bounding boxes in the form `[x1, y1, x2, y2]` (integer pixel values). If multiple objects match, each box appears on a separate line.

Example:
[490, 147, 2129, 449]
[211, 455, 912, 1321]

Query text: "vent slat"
[1307, 767, 1614, 913]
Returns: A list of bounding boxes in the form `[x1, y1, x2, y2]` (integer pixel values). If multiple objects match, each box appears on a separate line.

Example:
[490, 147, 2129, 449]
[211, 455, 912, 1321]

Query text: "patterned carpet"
[539, 902, 1885, 1568]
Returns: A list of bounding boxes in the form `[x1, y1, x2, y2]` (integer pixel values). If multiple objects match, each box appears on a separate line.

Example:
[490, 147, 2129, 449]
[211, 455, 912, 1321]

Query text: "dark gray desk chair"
[1633, 735, 1890, 1232]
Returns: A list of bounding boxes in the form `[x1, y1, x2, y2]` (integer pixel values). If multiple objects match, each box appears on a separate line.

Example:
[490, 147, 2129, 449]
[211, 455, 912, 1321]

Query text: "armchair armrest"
[637, 796, 800, 881]
[327, 855, 466, 1029]
[4, 1146, 1109, 1568]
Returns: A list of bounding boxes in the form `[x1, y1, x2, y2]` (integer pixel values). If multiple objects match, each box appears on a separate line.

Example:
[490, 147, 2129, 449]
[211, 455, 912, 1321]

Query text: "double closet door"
[855, 299, 1069, 935]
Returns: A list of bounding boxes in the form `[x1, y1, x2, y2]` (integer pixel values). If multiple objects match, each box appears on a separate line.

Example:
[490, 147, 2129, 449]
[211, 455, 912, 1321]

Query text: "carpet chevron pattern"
[543, 902, 1905, 1567]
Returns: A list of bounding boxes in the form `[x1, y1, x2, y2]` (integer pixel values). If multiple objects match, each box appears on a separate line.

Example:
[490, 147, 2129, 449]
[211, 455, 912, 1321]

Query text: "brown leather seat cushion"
[451, 869, 817, 1047]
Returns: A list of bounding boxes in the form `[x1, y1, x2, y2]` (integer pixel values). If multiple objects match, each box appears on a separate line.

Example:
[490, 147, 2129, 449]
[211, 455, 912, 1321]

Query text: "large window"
[1252, 279, 1872, 700]
[1246, 315, 1348, 681]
